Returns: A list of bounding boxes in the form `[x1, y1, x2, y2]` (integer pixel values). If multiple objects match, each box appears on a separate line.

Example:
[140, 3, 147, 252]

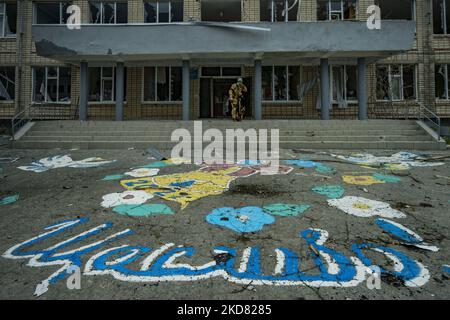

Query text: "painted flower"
[206, 206, 275, 233]
[101, 190, 153, 208]
[284, 159, 319, 168]
[18, 155, 116, 172]
[327, 196, 406, 218]
[372, 173, 401, 183]
[263, 203, 311, 217]
[125, 168, 160, 178]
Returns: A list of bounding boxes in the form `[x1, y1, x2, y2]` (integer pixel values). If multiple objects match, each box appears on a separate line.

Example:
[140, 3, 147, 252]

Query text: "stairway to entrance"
[12, 120, 447, 150]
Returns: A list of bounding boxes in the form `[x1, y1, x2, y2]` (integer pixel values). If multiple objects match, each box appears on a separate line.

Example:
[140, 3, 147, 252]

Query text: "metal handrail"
[419, 103, 441, 136]
[11, 104, 33, 140]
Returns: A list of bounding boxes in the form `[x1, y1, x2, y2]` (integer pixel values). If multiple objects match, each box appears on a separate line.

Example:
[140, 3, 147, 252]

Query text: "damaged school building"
[1, 0, 450, 125]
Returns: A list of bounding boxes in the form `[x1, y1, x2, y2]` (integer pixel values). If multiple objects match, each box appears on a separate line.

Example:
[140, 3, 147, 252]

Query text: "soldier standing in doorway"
[228, 78, 248, 121]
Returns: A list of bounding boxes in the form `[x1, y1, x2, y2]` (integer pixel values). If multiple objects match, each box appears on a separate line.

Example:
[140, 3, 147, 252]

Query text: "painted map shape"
[0, 194, 19, 205]
[312, 185, 345, 199]
[120, 164, 293, 209]
[376, 218, 439, 252]
[18, 155, 116, 173]
[263, 203, 311, 217]
[113, 204, 174, 217]
[206, 206, 275, 233]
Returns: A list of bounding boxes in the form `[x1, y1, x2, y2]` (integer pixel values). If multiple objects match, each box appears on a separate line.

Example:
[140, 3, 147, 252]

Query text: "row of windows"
[0, 64, 430, 104]
[19, 1, 449, 33]
[10, 64, 450, 103]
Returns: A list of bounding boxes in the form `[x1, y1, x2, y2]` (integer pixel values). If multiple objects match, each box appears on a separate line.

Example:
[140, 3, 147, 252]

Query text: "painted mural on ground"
[0, 194, 19, 205]
[18, 155, 116, 173]
[327, 196, 406, 218]
[119, 163, 293, 209]
[2, 217, 434, 296]
[331, 152, 445, 170]
[112, 204, 174, 217]
[312, 185, 345, 199]
[284, 159, 336, 174]
[342, 173, 401, 185]
[205, 204, 311, 233]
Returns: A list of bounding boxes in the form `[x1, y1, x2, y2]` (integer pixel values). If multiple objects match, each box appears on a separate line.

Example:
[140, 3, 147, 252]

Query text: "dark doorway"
[200, 78, 212, 118]
[213, 79, 235, 118]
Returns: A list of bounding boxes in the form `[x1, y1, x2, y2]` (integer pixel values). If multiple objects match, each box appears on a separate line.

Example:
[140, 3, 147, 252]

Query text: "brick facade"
[1, 0, 449, 120]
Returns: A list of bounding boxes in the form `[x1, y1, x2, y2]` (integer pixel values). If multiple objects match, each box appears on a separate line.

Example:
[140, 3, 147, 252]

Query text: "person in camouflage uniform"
[228, 78, 248, 121]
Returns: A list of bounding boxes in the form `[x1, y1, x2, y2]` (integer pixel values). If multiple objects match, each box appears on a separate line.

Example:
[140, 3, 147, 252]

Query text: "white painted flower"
[125, 168, 159, 177]
[327, 196, 406, 218]
[101, 190, 153, 208]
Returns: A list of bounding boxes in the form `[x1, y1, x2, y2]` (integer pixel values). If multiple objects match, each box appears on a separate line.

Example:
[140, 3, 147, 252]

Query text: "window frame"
[376, 64, 417, 102]
[33, 1, 71, 25]
[32, 66, 72, 104]
[330, 64, 358, 104]
[90, 1, 127, 24]
[0, 66, 15, 102]
[87, 66, 116, 103]
[433, 0, 449, 34]
[144, 1, 183, 23]
[0, 2, 16, 38]
[318, 0, 358, 21]
[262, 65, 303, 102]
[376, 0, 416, 21]
[262, 0, 298, 23]
[142, 66, 183, 103]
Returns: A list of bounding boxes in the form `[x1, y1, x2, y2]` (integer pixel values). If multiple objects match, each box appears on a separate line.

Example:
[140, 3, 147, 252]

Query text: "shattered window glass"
[274, 66, 287, 100]
[376, 65, 390, 100]
[90, 2, 102, 23]
[288, 66, 301, 101]
[0, 67, 15, 101]
[144, 2, 158, 22]
[433, 0, 450, 34]
[33, 67, 71, 103]
[260, 0, 299, 22]
[103, 3, 116, 24]
[435, 65, 447, 99]
[171, 67, 182, 101]
[317, 0, 356, 21]
[0, 2, 16, 36]
[156, 67, 169, 101]
[262, 66, 273, 100]
[144, 67, 156, 101]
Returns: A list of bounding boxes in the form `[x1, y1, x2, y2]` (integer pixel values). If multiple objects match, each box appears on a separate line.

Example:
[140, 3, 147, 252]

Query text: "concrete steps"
[12, 120, 447, 150]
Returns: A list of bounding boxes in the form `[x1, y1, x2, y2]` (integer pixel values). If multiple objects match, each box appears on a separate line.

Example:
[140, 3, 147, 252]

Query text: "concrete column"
[182, 60, 190, 120]
[320, 58, 330, 120]
[254, 59, 262, 120]
[79, 61, 88, 121]
[115, 62, 124, 121]
[358, 58, 367, 120]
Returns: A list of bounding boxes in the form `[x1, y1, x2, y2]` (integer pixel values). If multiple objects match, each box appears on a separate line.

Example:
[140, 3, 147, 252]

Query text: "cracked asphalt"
[0, 148, 449, 300]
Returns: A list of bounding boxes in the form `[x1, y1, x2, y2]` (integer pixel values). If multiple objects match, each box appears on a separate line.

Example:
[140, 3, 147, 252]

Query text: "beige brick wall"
[1, 0, 449, 120]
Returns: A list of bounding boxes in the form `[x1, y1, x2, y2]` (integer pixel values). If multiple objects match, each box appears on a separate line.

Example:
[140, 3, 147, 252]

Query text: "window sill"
[88, 101, 128, 105]
[32, 102, 72, 105]
[0, 100, 14, 103]
[262, 100, 303, 104]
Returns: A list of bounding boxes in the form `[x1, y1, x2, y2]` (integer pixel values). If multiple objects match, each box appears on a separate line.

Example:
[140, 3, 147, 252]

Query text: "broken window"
[33, 66, 71, 103]
[143, 66, 182, 102]
[144, 1, 183, 23]
[260, 0, 300, 22]
[433, 0, 450, 34]
[0, 2, 16, 37]
[317, 0, 357, 20]
[201, 0, 241, 22]
[331, 65, 357, 106]
[90, 2, 128, 23]
[435, 64, 450, 99]
[262, 65, 302, 101]
[375, 0, 415, 20]
[0, 66, 15, 101]
[376, 64, 416, 101]
[89, 67, 119, 102]
[34, 2, 72, 24]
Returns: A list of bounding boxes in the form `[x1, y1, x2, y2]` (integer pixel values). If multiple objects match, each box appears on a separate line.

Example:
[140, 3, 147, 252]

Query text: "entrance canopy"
[32, 20, 415, 65]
